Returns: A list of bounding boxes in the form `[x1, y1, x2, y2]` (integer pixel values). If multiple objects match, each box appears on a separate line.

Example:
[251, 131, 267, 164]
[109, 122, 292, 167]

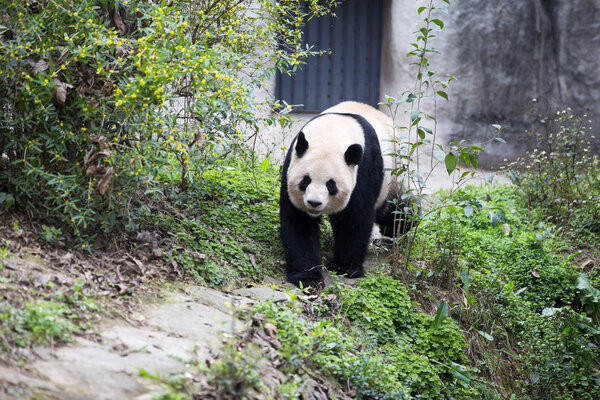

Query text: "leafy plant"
[40, 224, 65, 247]
[150, 161, 282, 287]
[577, 274, 600, 324]
[0, 0, 337, 239]
[379, 0, 506, 277]
[0, 300, 76, 348]
[338, 275, 475, 398]
[412, 183, 600, 397]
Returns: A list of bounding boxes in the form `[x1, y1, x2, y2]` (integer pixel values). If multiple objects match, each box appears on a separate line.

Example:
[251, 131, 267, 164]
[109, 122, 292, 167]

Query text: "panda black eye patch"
[326, 179, 338, 195]
[299, 175, 311, 191]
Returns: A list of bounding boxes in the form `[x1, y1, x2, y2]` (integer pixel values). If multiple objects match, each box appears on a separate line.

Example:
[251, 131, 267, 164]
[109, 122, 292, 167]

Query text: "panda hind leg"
[376, 189, 420, 238]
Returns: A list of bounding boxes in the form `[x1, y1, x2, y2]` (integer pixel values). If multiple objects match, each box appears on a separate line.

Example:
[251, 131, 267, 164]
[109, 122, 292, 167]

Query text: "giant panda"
[279, 101, 415, 287]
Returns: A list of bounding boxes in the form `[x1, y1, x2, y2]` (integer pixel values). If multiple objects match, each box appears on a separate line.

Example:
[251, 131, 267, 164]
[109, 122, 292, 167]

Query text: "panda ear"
[295, 131, 308, 158]
[344, 144, 363, 166]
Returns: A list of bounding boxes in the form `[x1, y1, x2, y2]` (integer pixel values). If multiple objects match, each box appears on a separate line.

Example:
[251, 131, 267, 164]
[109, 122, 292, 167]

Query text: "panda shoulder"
[324, 102, 394, 142]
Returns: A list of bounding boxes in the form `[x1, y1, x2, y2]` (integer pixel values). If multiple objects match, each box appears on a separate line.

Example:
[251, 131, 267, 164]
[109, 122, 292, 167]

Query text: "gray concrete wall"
[257, 0, 600, 167]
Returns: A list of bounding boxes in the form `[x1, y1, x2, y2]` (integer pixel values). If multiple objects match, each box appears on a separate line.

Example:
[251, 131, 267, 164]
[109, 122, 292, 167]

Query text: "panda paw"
[287, 268, 323, 288]
[327, 262, 364, 279]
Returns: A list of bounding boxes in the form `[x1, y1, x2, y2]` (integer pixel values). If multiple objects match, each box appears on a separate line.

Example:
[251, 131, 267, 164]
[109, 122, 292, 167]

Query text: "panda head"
[286, 114, 364, 217]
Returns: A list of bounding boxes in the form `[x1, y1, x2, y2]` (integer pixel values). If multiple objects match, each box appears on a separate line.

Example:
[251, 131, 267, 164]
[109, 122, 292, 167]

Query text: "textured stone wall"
[381, 0, 600, 166]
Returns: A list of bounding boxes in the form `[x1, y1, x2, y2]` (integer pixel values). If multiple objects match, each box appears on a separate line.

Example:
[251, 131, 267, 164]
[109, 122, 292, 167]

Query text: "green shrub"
[414, 185, 579, 311]
[412, 183, 600, 398]
[253, 300, 412, 399]
[340, 275, 413, 343]
[338, 275, 475, 398]
[520, 307, 600, 400]
[384, 345, 443, 399]
[0, 0, 336, 238]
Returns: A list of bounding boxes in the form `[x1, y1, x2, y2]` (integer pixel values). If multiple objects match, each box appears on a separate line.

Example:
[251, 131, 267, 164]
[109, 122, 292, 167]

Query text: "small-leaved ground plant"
[411, 183, 600, 399]
[155, 277, 478, 400]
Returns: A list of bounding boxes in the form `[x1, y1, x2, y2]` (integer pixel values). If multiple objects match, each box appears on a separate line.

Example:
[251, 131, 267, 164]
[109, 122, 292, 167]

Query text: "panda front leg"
[327, 207, 375, 278]
[280, 202, 323, 287]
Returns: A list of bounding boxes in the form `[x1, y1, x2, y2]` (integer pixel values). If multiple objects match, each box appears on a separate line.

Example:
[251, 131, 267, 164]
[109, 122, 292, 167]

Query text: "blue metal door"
[276, 0, 383, 113]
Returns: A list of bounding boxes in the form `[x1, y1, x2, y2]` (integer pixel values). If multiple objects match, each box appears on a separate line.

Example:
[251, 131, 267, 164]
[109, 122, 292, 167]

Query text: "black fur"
[375, 188, 419, 238]
[295, 131, 308, 158]
[280, 113, 384, 286]
[344, 143, 363, 165]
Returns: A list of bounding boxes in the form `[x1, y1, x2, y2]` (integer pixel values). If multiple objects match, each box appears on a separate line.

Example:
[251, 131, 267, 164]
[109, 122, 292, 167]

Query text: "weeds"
[410, 184, 600, 398]
[505, 103, 600, 246]
[145, 160, 283, 287]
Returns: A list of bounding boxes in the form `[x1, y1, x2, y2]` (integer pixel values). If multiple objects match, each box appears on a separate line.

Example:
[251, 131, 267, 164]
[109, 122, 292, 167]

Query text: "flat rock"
[3, 286, 243, 400]
[233, 286, 291, 303]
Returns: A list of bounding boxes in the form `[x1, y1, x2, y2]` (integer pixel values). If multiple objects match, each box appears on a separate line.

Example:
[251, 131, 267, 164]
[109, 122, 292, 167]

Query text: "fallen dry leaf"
[264, 322, 277, 339]
[97, 167, 115, 195]
[51, 78, 73, 106]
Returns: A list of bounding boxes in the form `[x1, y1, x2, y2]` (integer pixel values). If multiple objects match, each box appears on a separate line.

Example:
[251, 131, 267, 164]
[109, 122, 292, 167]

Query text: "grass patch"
[141, 161, 284, 287]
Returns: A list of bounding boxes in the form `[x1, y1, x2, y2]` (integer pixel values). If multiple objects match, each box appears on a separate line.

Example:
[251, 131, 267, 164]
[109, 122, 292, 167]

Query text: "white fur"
[286, 101, 395, 217]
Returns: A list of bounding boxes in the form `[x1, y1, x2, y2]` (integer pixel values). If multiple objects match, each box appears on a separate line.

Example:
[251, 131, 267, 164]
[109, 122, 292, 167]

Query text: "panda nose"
[307, 200, 322, 208]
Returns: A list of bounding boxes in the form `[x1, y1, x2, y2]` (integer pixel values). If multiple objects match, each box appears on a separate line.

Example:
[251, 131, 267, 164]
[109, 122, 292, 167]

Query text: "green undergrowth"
[155, 276, 480, 400]
[150, 178, 599, 399]
[408, 183, 600, 399]
[142, 161, 284, 287]
[0, 272, 102, 362]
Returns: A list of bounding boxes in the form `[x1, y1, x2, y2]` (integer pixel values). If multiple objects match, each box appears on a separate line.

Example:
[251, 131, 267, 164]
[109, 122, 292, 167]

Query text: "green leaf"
[431, 19, 444, 29]
[260, 158, 269, 173]
[577, 274, 600, 302]
[433, 301, 448, 329]
[490, 212, 499, 227]
[464, 205, 474, 217]
[418, 6, 427, 14]
[433, 149, 446, 163]
[449, 363, 472, 384]
[496, 209, 506, 223]
[468, 153, 478, 169]
[139, 369, 160, 380]
[529, 372, 540, 384]
[444, 153, 457, 175]
[460, 268, 471, 290]
[436, 90, 448, 101]
[541, 307, 562, 317]
[508, 169, 521, 184]
[410, 110, 420, 122]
